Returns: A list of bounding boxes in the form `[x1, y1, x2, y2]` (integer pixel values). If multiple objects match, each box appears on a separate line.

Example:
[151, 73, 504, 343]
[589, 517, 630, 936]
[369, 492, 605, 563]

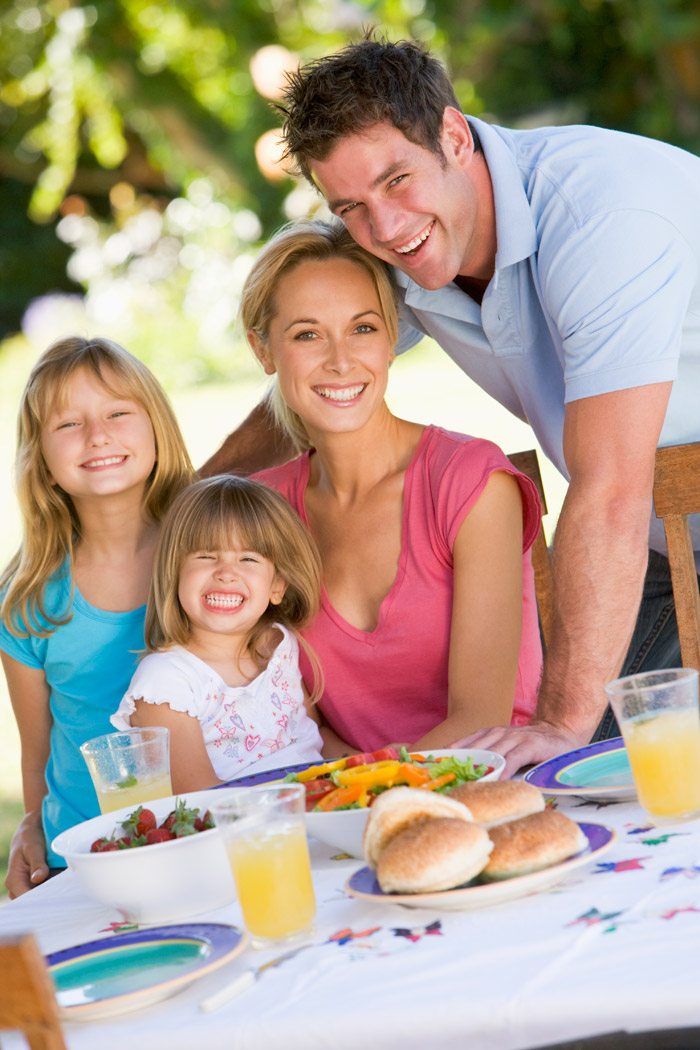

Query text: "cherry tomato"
[371, 748, 400, 762]
[344, 752, 377, 768]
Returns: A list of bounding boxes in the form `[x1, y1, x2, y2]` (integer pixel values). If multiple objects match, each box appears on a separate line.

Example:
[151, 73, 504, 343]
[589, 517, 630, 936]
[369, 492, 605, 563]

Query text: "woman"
[244, 220, 542, 754]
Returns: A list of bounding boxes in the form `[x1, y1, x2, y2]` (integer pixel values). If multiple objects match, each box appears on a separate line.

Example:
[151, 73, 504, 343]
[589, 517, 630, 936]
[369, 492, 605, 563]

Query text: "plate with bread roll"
[346, 781, 616, 910]
[523, 737, 635, 800]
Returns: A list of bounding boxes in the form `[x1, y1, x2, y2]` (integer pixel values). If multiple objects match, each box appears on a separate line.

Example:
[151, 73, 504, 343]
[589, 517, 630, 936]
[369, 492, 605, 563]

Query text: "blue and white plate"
[524, 737, 635, 800]
[346, 822, 616, 910]
[47, 922, 247, 1020]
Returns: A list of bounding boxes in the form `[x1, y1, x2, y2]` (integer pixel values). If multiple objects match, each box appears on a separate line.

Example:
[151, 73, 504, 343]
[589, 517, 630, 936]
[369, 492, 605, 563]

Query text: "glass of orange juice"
[209, 784, 316, 949]
[80, 728, 172, 814]
[605, 668, 700, 824]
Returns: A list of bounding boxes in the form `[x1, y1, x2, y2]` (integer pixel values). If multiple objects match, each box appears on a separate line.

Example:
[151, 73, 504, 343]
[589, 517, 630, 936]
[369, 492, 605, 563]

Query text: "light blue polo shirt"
[396, 117, 700, 557]
[0, 563, 145, 865]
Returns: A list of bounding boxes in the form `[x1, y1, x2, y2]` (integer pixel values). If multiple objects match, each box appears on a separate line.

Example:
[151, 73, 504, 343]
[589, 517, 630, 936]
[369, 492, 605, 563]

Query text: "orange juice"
[227, 822, 316, 942]
[96, 771, 173, 814]
[624, 707, 700, 820]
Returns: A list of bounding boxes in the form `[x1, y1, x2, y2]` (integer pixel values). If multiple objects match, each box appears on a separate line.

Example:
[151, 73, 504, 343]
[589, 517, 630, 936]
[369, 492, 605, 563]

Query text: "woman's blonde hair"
[1, 335, 194, 637]
[240, 218, 399, 452]
[145, 474, 324, 699]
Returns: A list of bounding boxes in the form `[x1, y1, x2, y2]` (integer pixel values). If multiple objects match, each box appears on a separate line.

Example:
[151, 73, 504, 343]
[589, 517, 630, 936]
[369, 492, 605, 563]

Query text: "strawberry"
[160, 799, 199, 838]
[122, 805, 157, 838]
[90, 835, 117, 853]
[97, 841, 120, 852]
[145, 826, 175, 845]
[194, 809, 214, 832]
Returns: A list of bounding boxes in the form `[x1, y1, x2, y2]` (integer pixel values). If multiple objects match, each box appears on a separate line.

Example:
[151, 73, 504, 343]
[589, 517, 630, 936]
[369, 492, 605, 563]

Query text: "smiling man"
[204, 36, 700, 776]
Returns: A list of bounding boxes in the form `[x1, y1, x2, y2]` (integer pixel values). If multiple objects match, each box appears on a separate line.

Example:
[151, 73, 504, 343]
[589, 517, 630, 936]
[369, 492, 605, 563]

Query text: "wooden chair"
[653, 441, 700, 673]
[507, 449, 554, 650]
[0, 933, 66, 1050]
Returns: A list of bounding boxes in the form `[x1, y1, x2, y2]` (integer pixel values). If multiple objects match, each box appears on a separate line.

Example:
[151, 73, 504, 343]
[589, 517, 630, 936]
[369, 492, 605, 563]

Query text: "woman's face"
[251, 257, 395, 438]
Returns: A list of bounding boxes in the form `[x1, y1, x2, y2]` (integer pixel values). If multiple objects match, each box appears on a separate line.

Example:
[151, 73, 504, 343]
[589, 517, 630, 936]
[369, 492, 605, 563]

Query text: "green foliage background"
[2, 0, 699, 383]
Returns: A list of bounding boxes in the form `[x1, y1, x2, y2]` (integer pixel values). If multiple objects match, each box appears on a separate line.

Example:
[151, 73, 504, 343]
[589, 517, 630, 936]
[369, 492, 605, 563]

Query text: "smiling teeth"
[84, 456, 125, 467]
[395, 221, 434, 254]
[315, 385, 365, 401]
[205, 594, 244, 608]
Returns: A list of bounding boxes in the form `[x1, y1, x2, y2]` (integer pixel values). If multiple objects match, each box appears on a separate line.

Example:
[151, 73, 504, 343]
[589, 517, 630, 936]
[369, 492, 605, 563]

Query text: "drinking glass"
[80, 727, 172, 813]
[209, 784, 316, 949]
[605, 668, 700, 824]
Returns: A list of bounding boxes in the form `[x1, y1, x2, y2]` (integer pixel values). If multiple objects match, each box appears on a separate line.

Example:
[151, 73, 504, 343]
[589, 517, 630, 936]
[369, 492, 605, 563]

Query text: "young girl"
[0, 336, 193, 897]
[111, 474, 324, 791]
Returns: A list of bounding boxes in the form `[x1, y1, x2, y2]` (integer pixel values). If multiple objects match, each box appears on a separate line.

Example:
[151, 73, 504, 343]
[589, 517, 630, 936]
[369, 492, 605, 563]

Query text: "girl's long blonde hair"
[1, 336, 194, 637]
[146, 474, 324, 700]
[240, 218, 399, 453]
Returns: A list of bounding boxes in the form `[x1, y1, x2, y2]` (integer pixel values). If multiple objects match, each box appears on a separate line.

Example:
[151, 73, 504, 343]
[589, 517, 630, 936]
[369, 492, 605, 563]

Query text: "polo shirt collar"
[395, 116, 537, 314]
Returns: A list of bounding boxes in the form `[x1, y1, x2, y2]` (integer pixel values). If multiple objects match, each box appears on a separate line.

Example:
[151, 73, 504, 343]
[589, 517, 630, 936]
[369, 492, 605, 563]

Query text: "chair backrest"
[507, 449, 554, 650]
[653, 442, 700, 673]
[0, 933, 66, 1050]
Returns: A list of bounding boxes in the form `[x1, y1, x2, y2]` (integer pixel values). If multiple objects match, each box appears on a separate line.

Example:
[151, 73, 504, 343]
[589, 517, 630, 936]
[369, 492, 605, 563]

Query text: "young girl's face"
[178, 537, 287, 646]
[252, 257, 395, 438]
[40, 366, 157, 504]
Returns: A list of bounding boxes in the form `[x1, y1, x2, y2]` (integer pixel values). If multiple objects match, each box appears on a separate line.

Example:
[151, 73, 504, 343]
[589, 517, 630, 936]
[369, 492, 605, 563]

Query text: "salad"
[285, 747, 493, 812]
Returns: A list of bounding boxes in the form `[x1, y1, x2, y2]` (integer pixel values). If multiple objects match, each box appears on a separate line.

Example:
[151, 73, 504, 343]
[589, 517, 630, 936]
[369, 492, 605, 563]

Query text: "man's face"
[310, 109, 496, 291]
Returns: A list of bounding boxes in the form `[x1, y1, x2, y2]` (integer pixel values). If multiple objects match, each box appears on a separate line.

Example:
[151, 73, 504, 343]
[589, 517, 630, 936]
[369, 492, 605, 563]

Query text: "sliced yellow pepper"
[334, 759, 402, 789]
[296, 757, 348, 782]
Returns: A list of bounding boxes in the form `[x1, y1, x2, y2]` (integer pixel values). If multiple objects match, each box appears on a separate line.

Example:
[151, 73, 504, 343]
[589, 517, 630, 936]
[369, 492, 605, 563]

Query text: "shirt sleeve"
[0, 610, 47, 670]
[539, 209, 698, 402]
[111, 651, 201, 729]
[433, 435, 542, 554]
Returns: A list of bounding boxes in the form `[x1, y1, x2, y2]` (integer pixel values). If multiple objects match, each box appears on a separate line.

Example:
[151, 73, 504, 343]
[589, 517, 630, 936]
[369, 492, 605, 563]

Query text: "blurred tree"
[1, 0, 698, 363]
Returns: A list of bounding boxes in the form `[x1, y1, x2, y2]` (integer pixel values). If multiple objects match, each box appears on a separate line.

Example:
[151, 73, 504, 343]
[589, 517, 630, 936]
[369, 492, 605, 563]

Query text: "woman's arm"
[302, 683, 353, 758]
[130, 699, 222, 794]
[1, 652, 52, 897]
[411, 470, 525, 750]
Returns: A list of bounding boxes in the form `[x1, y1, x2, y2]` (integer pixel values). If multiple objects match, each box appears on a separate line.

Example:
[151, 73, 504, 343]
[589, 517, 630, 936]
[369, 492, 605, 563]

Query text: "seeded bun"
[481, 809, 588, 881]
[376, 818, 493, 893]
[363, 787, 474, 869]
[447, 779, 545, 827]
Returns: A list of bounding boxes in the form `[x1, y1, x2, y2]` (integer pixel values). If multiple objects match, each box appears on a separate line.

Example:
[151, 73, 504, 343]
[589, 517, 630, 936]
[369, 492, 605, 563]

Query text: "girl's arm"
[1, 652, 52, 897]
[129, 698, 223, 794]
[410, 470, 525, 750]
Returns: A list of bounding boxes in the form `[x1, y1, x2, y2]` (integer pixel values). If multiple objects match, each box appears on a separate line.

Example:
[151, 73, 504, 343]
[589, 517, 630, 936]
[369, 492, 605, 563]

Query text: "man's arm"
[455, 381, 673, 776]
[199, 400, 297, 477]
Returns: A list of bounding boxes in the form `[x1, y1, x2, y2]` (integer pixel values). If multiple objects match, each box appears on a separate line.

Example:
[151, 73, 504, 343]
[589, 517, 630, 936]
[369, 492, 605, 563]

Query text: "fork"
[199, 944, 312, 1012]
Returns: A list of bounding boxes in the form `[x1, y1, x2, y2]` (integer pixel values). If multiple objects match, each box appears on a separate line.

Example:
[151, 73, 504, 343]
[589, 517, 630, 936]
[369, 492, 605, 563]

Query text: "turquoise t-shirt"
[0, 563, 145, 866]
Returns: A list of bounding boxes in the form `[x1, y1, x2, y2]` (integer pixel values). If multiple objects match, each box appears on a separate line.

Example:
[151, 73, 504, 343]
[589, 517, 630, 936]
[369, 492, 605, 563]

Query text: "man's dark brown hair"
[278, 35, 474, 183]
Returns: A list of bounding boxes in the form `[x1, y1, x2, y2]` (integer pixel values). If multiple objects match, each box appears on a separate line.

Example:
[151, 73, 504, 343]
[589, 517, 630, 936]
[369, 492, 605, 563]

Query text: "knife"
[199, 944, 311, 1012]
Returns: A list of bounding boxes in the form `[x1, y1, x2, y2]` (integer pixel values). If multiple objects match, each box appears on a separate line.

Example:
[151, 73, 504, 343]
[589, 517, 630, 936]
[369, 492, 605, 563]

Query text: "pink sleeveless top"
[254, 427, 542, 751]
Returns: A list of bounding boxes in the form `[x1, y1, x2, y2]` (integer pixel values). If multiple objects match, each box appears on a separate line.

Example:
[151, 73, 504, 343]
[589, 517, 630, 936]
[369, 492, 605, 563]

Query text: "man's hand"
[453, 721, 586, 779]
[5, 810, 49, 898]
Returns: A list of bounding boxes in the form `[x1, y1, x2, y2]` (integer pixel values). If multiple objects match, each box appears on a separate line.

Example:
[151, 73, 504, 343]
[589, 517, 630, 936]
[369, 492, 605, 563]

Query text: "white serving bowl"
[51, 789, 236, 924]
[305, 748, 505, 859]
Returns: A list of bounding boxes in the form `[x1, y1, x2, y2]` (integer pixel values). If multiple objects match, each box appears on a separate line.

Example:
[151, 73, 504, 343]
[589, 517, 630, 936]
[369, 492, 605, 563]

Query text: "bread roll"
[363, 786, 473, 869]
[447, 779, 545, 827]
[376, 818, 493, 893]
[481, 809, 588, 881]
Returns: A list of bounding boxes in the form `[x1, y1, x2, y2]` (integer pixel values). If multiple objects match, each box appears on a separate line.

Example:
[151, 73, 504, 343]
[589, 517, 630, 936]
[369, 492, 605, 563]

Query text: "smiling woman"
[244, 219, 544, 757]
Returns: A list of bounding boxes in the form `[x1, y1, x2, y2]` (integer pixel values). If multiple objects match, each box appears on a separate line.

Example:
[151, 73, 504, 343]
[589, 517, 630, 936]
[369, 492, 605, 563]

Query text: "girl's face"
[40, 367, 157, 504]
[250, 257, 395, 439]
[178, 535, 287, 647]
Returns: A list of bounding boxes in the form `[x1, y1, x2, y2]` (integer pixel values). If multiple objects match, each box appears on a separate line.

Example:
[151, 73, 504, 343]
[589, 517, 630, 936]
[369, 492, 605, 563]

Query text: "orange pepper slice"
[398, 762, 432, 787]
[315, 783, 364, 811]
[420, 772, 456, 791]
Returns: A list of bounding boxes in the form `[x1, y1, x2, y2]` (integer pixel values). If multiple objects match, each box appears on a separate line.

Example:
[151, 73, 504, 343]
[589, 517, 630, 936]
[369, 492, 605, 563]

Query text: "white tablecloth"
[2, 792, 700, 1050]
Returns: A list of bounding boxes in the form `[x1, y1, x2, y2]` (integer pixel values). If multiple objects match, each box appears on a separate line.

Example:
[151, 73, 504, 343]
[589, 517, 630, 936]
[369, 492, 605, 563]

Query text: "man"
[205, 37, 700, 775]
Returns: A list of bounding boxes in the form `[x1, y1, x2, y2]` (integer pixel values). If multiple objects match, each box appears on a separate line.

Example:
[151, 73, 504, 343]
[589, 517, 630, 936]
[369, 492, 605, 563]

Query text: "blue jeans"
[591, 549, 689, 742]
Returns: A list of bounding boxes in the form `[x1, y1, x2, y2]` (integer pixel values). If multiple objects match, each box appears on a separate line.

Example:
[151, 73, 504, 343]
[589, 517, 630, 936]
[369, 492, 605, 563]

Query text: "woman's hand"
[5, 810, 49, 898]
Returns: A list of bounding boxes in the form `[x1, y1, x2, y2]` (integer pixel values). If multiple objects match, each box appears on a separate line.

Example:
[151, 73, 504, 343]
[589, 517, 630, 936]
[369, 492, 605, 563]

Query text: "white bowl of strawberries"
[51, 789, 236, 924]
